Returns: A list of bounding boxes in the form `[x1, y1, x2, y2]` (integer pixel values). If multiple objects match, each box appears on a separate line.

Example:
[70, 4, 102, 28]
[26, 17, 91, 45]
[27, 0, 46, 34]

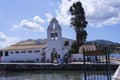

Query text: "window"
[35, 50, 40, 53]
[10, 51, 14, 54]
[36, 59, 39, 62]
[15, 51, 19, 54]
[55, 33, 57, 37]
[51, 32, 58, 40]
[0, 51, 3, 56]
[21, 51, 26, 53]
[5, 51, 8, 56]
[64, 41, 69, 46]
[28, 50, 32, 53]
[51, 33, 54, 37]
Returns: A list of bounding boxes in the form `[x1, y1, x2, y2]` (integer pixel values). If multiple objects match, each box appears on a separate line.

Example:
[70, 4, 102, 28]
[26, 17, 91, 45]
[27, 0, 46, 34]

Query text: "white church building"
[0, 18, 74, 63]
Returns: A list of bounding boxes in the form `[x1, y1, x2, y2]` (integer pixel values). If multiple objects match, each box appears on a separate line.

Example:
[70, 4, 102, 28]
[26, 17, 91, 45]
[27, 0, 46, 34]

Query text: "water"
[0, 71, 84, 80]
[0, 71, 114, 80]
[110, 53, 120, 58]
[0, 53, 118, 80]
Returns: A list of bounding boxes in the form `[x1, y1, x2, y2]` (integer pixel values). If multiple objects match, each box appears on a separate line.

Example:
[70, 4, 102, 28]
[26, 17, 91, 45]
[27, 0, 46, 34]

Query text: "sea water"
[0, 71, 113, 80]
[0, 53, 119, 80]
[110, 53, 120, 58]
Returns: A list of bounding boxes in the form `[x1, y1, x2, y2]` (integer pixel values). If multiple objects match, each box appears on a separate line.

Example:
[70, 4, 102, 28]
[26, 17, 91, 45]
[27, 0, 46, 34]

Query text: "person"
[64, 55, 68, 64]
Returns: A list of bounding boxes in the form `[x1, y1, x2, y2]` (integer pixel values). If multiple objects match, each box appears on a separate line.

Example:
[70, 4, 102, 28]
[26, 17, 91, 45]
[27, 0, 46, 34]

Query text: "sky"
[0, 0, 120, 48]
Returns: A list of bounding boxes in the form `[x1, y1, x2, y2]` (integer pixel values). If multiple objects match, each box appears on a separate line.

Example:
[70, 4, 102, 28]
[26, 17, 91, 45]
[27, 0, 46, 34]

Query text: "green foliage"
[69, 2, 88, 53]
[68, 41, 77, 56]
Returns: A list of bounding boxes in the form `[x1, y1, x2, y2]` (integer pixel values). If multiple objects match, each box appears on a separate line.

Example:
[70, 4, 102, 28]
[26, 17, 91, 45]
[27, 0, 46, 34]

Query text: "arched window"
[51, 32, 58, 40]
[51, 32, 54, 37]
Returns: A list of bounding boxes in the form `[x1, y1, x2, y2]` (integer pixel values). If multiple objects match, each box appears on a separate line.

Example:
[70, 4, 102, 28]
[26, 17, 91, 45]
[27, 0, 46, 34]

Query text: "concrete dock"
[0, 62, 119, 71]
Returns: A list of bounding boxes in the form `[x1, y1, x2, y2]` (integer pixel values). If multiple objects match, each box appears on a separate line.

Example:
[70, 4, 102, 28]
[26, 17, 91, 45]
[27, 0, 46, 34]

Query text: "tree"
[69, 2, 88, 53]
[68, 41, 77, 54]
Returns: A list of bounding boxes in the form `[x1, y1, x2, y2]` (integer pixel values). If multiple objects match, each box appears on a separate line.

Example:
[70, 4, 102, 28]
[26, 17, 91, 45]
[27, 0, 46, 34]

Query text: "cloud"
[13, 25, 19, 29]
[20, 19, 44, 32]
[81, 0, 120, 27]
[0, 32, 21, 48]
[33, 16, 45, 23]
[13, 16, 45, 32]
[50, 2, 53, 5]
[45, 13, 53, 22]
[56, 0, 80, 26]
[56, 0, 120, 27]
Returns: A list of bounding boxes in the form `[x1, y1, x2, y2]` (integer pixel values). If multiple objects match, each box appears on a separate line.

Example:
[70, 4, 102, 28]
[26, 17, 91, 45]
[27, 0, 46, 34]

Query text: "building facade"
[0, 18, 74, 63]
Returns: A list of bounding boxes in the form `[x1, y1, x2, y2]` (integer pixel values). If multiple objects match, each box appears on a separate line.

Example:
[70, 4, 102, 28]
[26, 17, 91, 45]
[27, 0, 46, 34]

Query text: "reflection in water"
[0, 71, 84, 80]
[0, 71, 113, 80]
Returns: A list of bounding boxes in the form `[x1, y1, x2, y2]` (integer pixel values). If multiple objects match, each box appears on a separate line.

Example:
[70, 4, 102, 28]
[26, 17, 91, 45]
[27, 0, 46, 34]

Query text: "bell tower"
[46, 17, 63, 62]
[47, 17, 62, 41]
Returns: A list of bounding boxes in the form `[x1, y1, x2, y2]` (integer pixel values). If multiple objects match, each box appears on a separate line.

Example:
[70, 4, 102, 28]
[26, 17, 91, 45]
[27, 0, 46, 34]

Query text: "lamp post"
[83, 49, 86, 80]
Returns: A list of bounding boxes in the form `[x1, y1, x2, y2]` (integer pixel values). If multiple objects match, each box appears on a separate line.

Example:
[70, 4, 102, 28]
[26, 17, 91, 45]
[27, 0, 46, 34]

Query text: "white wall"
[1, 50, 43, 63]
[72, 54, 83, 61]
[46, 37, 74, 62]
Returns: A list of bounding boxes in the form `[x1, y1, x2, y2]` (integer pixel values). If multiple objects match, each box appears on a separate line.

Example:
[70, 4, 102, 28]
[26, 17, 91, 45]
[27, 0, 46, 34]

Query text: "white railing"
[112, 65, 120, 80]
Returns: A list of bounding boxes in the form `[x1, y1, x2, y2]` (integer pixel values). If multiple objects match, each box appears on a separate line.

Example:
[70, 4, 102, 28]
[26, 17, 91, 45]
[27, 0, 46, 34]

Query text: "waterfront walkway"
[0, 62, 119, 71]
[110, 58, 120, 64]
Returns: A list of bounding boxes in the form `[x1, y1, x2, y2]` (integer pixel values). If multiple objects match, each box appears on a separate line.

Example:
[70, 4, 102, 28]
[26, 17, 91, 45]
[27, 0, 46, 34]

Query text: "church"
[0, 18, 74, 63]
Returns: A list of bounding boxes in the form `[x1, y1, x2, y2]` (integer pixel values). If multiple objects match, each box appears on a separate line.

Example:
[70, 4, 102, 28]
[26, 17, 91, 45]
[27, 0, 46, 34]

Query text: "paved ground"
[110, 58, 120, 65]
